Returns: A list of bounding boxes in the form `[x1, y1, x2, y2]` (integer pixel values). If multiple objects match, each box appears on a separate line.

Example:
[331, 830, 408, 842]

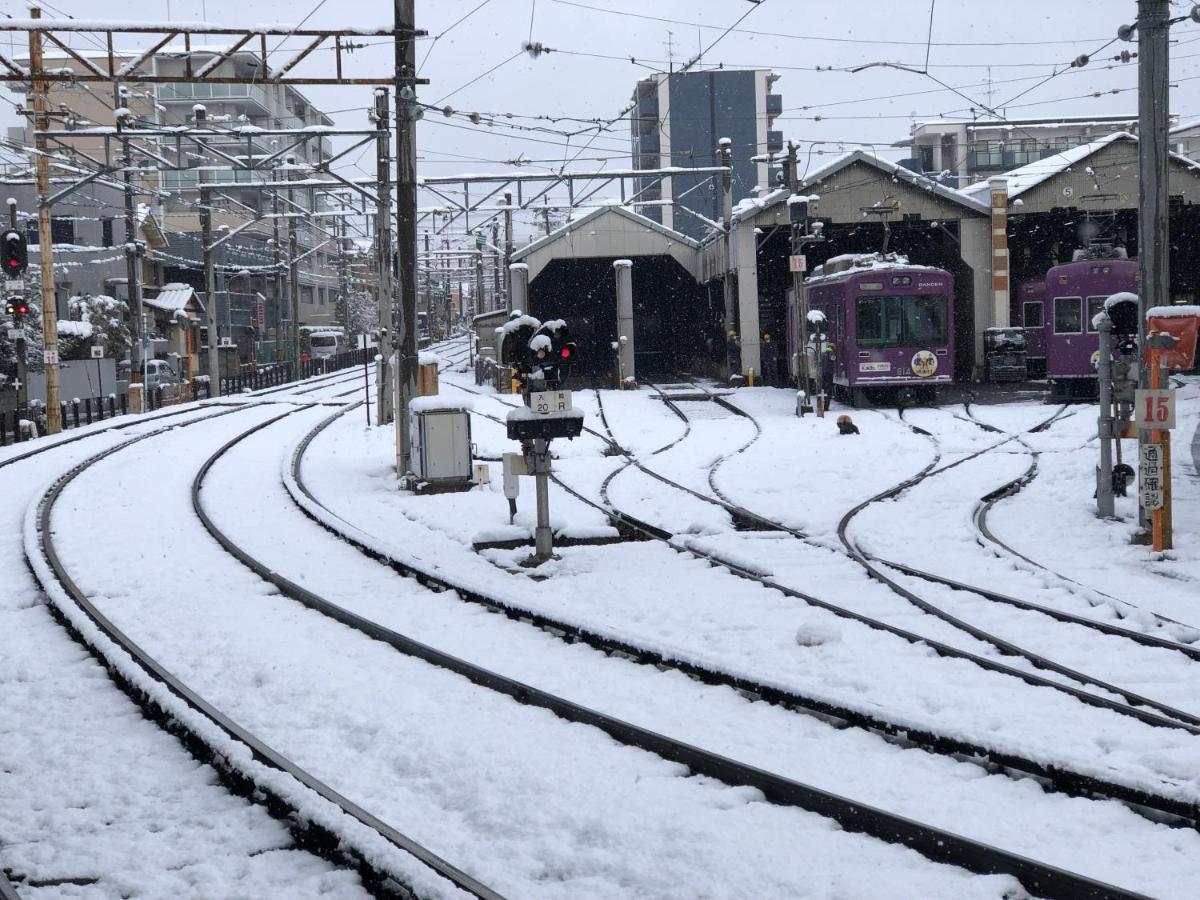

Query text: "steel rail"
[312, 396, 1200, 825]
[27, 406, 489, 900]
[264, 405, 1147, 899]
[973, 422, 1200, 632]
[836, 406, 1200, 729]
[593, 385, 1200, 731]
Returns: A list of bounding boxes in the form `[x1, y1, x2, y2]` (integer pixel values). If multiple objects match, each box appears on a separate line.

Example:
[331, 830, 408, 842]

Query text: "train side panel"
[1044, 259, 1138, 383]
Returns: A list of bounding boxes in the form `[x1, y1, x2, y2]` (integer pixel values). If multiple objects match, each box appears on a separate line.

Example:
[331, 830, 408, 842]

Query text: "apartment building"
[630, 69, 783, 240]
[3, 45, 342, 363]
[895, 115, 1152, 188]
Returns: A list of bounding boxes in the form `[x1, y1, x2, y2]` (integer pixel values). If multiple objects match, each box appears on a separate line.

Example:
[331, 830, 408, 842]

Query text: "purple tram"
[1015, 280, 1046, 379]
[788, 254, 955, 406]
[1043, 256, 1138, 398]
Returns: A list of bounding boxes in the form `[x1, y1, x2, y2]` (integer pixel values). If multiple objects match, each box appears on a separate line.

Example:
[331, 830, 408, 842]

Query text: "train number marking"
[1134, 389, 1175, 430]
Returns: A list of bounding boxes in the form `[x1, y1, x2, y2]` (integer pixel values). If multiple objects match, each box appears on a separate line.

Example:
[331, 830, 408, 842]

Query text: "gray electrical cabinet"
[411, 406, 473, 488]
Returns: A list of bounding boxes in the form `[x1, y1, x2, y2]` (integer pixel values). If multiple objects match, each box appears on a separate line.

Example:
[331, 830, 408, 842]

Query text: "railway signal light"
[5, 298, 29, 318]
[2, 228, 28, 277]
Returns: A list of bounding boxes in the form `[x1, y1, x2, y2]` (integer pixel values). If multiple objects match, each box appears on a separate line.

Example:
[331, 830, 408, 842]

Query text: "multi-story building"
[3, 46, 342, 364]
[630, 69, 783, 240]
[896, 115, 1154, 188]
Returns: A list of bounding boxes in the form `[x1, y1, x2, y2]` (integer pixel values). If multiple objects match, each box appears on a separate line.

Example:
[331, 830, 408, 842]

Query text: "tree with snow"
[67, 293, 131, 362]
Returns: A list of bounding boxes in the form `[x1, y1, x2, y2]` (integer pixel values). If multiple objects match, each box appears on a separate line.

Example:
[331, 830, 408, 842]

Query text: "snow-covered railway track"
[540, 390, 1200, 819]
[24, 405, 499, 900]
[834, 407, 1200, 731]
[275, 405, 1154, 899]
[30, 396, 1060, 899]
[605, 388, 1200, 734]
[649, 391, 1200, 736]
[388, 394, 1200, 837]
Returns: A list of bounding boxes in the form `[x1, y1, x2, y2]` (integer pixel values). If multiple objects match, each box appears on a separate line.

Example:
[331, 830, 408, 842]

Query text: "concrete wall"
[960, 216, 994, 378]
[29, 358, 118, 403]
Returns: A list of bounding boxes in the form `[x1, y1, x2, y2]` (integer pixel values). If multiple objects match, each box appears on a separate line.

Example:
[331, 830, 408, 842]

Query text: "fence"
[1, 347, 374, 446]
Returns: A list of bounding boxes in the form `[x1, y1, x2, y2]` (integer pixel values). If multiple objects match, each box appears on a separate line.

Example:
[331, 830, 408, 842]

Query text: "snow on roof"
[56, 320, 94, 338]
[804, 252, 944, 285]
[410, 395, 473, 413]
[144, 283, 201, 313]
[513, 203, 700, 261]
[960, 132, 1200, 202]
[732, 151, 986, 225]
[1147, 304, 1200, 318]
[959, 133, 1135, 201]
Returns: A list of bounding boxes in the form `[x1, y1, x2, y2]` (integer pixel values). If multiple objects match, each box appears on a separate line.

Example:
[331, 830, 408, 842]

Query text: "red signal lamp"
[560, 346, 571, 359]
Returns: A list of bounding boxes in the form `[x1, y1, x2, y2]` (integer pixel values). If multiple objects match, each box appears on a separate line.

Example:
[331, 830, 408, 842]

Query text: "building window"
[1053, 296, 1083, 334]
[102, 217, 115, 248]
[26, 217, 75, 245]
[971, 141, 1003, 168]
[51, 217, 75, 245]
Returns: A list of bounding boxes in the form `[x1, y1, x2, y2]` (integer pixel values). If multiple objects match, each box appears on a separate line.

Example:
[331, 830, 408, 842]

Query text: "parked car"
[309, 331, 343, 359]
[117, 358, 184, 387]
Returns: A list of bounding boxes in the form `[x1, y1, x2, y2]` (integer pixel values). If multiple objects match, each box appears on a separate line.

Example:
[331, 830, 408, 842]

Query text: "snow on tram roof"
[804, 253, 944, 285]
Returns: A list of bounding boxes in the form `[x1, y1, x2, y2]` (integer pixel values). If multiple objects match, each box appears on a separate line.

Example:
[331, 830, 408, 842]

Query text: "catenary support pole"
[115, 81, 145, 385]
[288, 171, 301, 370]
[1096, 316, 1115, 518]
[788, 141, 811, 400]
[395, 0, 419, 480]
[29, 7, 60, 434]
[1137, 0, 1170, 533]
[503, 190, 513, 310]
[200, 186, 220, 397]
[374, 88, 394, 424]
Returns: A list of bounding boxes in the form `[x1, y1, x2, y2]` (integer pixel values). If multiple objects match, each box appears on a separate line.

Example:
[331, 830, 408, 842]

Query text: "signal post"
[500, 316, 581, 566]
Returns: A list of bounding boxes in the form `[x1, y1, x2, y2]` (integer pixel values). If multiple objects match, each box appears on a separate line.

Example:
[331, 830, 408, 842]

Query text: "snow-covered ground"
[4, 343, 1200, 897]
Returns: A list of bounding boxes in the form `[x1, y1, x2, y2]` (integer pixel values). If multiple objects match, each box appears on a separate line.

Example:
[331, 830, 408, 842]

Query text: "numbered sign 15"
[1134, 389, 1175, 430]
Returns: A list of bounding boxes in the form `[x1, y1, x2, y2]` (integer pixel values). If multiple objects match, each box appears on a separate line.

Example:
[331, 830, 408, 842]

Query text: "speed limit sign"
[1135, 389, 1176, 430]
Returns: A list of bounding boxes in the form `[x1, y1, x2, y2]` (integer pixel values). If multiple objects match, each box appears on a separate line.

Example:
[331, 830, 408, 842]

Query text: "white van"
[309, 331, 342, 359]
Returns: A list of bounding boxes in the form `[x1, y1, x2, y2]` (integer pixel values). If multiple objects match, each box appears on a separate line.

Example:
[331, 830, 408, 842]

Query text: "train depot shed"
[718, 150, 992, 379]
[512, 204, 711, 382]
[964, 132, 1200, 316]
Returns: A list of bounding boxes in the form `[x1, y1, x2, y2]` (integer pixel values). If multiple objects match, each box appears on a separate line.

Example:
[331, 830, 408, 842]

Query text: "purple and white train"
[1018, 251, 1138, 398]
[787, 254, 955, 406]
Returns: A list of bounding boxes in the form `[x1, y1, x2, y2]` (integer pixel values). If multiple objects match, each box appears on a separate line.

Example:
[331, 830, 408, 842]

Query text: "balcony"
[158, 82, 272, 116]
[766, 94, 782, 120]
[767, 130, 784, 154]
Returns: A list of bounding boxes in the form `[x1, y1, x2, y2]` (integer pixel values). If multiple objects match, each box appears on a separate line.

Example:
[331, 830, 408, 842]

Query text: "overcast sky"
[4, 0, 1200, 242]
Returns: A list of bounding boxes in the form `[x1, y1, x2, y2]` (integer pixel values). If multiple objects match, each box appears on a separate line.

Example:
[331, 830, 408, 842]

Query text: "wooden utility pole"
[28, 8, 60, 433]
[394, 0, 418, 479]
[114, 82, 145, 384]
[1136, 0, 1171, 535]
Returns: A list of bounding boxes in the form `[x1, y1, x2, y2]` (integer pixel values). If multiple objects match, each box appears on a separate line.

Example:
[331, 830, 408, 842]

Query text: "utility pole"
[200, 186, 220, 397]
[1136, 0, 1171, 535]
[374, 88, 394, 424]
[474, 240, 485, 321]
[272, 184, 283, 362]
[788, 141, 810, 397]
[114, 82, 145, 386]
[503, 190, 513, 310]
[491, 220, 501, 310]
[288, 170, 301, 370]
[28, 7, 60, 434]
[394, 0, 419, 479]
